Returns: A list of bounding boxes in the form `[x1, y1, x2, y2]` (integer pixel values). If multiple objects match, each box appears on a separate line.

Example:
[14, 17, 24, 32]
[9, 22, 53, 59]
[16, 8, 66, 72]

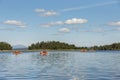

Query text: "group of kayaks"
[12, 50, 48, 56]
[12, 49, 91, 55]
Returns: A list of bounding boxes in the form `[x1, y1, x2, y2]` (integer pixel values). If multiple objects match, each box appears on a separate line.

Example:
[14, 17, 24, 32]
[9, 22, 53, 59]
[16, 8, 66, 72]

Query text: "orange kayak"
[40, 51, 48, 56]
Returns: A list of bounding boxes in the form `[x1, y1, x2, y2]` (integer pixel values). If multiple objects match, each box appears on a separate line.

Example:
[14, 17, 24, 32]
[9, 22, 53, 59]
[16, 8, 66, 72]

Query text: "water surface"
[0, 51, 120, 80]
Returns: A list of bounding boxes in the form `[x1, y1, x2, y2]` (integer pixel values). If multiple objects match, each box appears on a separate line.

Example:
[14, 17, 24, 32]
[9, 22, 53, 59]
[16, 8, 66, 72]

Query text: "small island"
[0, 41, 120, 51]
[0, 42, 12, 50]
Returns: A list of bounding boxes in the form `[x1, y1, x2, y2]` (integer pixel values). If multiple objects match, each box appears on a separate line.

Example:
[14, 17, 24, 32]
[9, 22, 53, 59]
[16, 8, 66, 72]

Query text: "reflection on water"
[0, 51, 120, 80]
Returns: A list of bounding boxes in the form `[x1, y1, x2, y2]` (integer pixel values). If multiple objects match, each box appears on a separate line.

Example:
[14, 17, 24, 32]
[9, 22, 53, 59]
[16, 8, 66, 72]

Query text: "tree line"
[0, 42, 12, 50]
[28, 41, 77, 50]
[28, 41, 120, 50]
[0, 41, 120, 50]
[90, 42, 120, 50]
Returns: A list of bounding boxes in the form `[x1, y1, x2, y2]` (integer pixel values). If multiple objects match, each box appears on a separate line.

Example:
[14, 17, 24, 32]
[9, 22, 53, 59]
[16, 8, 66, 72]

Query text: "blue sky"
[0, 0, 120, 47]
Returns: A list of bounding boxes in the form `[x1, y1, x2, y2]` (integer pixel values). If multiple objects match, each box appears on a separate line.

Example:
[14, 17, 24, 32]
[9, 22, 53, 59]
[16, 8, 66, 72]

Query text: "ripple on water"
[0, 51, 120, 80]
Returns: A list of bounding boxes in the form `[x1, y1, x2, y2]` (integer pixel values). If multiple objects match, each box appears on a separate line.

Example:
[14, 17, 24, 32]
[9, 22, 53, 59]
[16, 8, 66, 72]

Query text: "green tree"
[0, 42, 12, 50]
[90, 42, 120, 50]
[28, 41, 77, 50]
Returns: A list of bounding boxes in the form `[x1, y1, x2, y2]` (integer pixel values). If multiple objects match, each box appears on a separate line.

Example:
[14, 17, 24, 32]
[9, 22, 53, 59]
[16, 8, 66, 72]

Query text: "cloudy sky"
[0, 0, 120, 47]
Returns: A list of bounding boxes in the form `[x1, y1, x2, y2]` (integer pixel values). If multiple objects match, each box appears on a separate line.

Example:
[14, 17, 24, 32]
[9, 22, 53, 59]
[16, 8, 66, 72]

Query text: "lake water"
[0, 51, 120, 80]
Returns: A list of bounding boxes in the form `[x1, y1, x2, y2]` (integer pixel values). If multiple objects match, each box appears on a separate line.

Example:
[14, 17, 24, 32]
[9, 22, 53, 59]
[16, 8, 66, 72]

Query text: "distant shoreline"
[0, 49, 78, 52]
[0, 49, 120, 53]
[1, 41, 120, 51]
[0, 50, 41, 53]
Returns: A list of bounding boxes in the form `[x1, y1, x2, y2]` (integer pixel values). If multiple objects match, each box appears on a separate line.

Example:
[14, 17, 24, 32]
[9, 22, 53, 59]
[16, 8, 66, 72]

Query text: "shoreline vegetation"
[0, 41, 120, 52]
[0, 49, 120, 53]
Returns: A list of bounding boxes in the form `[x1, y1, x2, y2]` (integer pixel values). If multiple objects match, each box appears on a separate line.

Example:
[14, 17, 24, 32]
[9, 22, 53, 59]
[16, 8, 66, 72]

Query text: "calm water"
[0, 51, 120, 80]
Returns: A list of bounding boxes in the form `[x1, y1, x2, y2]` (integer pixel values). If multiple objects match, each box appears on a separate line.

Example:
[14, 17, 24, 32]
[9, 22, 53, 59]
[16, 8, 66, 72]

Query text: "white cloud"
[41, 18, 88, 27]
[41, 11, 58, 16]
[35, 8, 45, 12]
[65, 18, 88, 24]
[59, 28, 70, 33]
[3, 20, 26, 28]
[108, 21, 120, 26]
[41, 21, 64, 27]
[49, 21, 64, 26]
[35, 8, 58, 16]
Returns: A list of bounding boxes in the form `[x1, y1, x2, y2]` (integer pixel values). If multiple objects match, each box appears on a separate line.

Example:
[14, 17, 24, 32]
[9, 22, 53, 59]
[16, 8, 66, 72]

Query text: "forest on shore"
[0, 41, 120, 50]
[0, 42, 12, 50]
